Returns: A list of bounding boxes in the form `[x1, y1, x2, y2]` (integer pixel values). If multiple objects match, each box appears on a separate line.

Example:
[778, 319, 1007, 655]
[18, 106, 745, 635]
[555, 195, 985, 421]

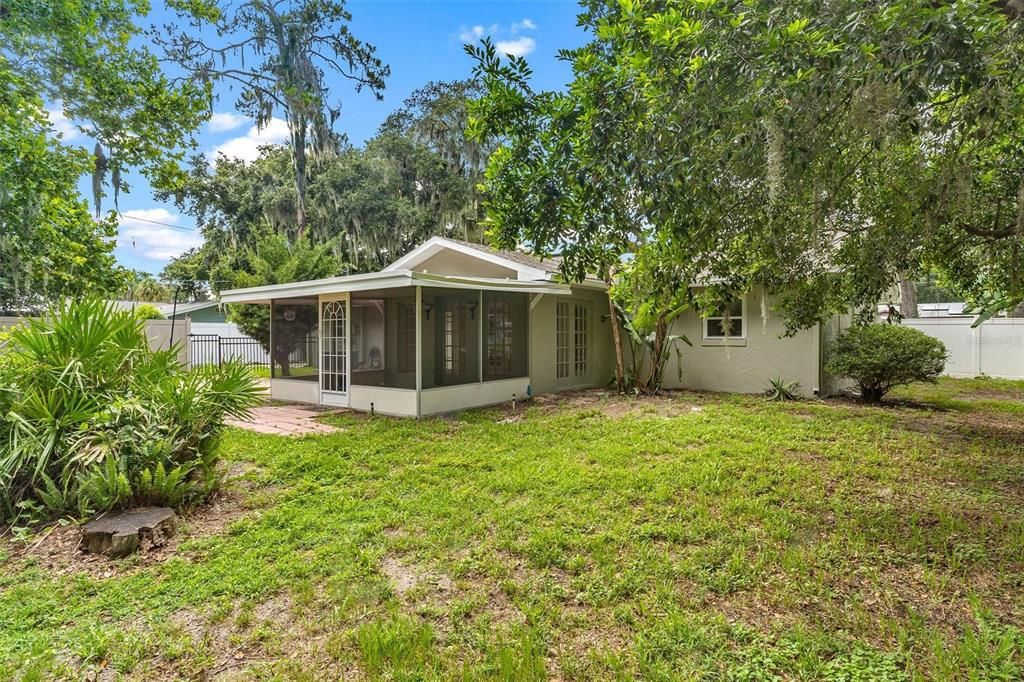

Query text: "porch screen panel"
[484, 292, 528, 381]
[444, 303, 467, 378]
[397, 301, 416, 374]
[320, 300, 347, 393]
[423, 289, 479, 388]
[270, 298, 318, 381]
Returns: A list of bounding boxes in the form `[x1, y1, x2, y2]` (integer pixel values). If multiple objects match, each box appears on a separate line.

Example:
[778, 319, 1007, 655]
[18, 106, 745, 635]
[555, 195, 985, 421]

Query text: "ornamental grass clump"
[826, 323, 947, 403]
[0, 300, 263, 524]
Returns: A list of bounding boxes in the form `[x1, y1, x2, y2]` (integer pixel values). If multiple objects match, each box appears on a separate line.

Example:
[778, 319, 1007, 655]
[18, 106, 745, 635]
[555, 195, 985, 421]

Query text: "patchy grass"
[1, 378, 1022, 680]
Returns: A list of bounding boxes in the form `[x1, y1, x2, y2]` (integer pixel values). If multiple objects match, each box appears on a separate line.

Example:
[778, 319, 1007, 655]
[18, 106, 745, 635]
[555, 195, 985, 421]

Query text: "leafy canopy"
[156, 0, 390, 236]
[468, 0, 1024, 330]
[0, 65, 124, 313]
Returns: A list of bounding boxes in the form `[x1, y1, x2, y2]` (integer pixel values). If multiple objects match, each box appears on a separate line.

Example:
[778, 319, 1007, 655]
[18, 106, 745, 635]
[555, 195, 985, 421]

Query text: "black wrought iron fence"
[189, 334, 319, 370]
[190, 334, 269, 368]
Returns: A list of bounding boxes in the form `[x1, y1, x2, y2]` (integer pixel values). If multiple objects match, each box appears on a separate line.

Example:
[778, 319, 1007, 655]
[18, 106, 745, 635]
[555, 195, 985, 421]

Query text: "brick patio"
[227, 405, 341, 436]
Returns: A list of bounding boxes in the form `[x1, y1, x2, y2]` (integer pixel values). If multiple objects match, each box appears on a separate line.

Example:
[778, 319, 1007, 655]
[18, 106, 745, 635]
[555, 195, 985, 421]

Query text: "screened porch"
[218, 270, 570, 417]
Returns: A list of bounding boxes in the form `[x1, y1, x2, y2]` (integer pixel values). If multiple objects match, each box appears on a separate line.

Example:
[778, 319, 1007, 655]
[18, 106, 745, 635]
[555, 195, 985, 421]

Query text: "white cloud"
[210, 117, 290, 163]
[495, 37, 536, 58]
[457, 19, 536, 57]
[512, 18, 537, 33]
[46, 109, 79, 141]
[117, 208, 204, 261]
[207, 111, 249, 133]
[459, 25, 486, 42]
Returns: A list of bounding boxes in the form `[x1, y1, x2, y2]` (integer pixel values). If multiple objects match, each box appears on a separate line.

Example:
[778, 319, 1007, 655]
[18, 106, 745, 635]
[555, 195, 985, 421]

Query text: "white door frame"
[319, 293, 350, 407]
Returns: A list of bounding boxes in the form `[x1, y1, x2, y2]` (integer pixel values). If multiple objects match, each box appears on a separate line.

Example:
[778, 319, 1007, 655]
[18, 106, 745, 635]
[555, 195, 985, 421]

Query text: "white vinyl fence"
[0, 317, 190, 366]
[902, 318, 1024, 379]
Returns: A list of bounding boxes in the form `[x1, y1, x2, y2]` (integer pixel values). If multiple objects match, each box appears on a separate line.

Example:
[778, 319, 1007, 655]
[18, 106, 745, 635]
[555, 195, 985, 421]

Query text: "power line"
[117, 212, 201, 233]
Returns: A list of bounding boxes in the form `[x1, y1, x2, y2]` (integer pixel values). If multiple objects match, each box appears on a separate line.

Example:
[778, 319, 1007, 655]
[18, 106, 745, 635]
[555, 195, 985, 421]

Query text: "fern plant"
[0, 299, 264, 524]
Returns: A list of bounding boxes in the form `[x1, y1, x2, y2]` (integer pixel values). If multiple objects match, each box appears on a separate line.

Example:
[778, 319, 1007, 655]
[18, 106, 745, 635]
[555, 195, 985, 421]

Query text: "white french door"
[556, 300, 590, 386]
[320, 295, 349, 406]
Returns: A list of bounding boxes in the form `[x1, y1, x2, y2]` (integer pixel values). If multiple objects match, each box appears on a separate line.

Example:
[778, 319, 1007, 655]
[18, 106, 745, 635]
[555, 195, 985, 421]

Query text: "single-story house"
[219, 237, 844, 416]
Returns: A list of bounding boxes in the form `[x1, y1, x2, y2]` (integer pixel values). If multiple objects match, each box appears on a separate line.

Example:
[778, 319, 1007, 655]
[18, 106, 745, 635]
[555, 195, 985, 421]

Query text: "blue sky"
[52, 1, 588, 277]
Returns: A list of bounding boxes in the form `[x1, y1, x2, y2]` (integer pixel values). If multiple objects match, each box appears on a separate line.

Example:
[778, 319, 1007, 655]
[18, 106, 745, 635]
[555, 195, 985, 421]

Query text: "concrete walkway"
[227, 405, 341, 436]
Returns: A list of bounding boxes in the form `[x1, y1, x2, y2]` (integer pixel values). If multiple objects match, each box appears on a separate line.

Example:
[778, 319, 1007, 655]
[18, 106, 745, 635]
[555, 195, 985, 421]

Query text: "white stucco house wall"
[219, 237, 841, 416]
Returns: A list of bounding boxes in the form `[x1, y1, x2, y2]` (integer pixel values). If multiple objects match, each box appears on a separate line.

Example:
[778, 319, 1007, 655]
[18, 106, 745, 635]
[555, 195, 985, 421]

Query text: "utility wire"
[116, 212, 201, 233]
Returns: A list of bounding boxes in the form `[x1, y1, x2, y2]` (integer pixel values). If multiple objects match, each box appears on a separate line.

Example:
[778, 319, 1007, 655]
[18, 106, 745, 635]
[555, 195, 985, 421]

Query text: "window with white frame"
[556, 301, 589, 380]
[703, 298, 744, 339]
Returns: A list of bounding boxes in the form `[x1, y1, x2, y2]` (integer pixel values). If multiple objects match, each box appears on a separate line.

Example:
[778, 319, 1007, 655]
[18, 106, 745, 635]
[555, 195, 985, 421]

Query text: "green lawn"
[2, 378, 1023, 680]
[252, 365, 319, 379]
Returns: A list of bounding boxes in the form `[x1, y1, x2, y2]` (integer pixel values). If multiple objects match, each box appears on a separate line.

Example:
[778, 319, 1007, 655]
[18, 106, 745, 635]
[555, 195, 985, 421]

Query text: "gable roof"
[383, 236, 564, 281]
[445, 239, 565, 275]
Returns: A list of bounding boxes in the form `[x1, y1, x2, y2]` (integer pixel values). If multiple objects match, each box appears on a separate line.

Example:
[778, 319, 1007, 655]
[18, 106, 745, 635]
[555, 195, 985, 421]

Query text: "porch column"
[269, 298, 275, 379]
[415, 285, 423, 418]
[478, 289, 484, 383]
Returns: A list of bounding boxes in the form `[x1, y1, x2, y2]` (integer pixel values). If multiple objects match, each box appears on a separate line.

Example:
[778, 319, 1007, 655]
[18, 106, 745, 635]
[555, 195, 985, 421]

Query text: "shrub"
[0, 299, 263, 524]
[133, 303, 166, 320]
[826, 323, 947, 402]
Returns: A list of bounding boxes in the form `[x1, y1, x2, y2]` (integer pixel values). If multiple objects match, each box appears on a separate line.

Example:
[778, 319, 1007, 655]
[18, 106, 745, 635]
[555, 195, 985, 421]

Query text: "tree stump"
[82, 507, 177, 558]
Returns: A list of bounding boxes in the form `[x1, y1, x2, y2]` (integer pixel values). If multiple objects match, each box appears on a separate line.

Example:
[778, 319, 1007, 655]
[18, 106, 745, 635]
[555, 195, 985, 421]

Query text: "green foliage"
[159, 248, 209, 302]
[123, 269, 175, 304]
[1, 0, 209, 211]
[213, 232, 339, 367]
[0, 300, 263, 524]
[0, 64, 126, 313]
[132, 303, 166, 321]
[766, 377, 801, 402]
[467, 1, 1024, 332]
[157, 0, 389, 236]
[166, 102, 485, 283]
[613, 242, 695, 393]
[826, 324, 947, 402]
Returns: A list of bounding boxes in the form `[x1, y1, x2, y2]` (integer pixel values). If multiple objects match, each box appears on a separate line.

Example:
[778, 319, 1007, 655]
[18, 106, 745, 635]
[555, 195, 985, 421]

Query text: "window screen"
[444, 302, 467, 378]
[397, 301, 416, 373]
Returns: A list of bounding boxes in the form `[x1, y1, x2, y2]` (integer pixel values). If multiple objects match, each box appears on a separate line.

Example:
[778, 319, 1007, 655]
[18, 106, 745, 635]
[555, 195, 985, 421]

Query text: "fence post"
[218, 337, 223, 366]
[973, 324, 982, 376]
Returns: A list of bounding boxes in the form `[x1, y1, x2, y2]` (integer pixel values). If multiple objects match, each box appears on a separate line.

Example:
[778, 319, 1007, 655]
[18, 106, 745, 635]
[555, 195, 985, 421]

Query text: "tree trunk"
[275, 349, 292, 377]
[606, 281, 626, 393]
[898, 274, 918, 319]
[1008, 300, 1024, 318]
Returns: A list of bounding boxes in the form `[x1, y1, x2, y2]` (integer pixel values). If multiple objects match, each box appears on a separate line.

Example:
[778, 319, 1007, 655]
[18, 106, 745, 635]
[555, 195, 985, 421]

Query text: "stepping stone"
[82, 507, 177, 558]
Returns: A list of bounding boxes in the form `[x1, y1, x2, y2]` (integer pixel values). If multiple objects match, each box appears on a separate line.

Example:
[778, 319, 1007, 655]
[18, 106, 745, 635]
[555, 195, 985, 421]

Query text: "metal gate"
[189, 334, 270, 368]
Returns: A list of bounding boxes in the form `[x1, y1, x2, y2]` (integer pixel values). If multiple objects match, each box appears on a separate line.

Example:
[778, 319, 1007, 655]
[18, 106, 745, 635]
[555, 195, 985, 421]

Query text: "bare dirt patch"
[381, 555, 454, 596]
[1, 464, 266, 580]
[527, 388, 708, 420]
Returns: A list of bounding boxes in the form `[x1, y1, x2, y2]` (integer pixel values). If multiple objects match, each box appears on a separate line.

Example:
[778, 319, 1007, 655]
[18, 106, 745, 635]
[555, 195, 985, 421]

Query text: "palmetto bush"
[0, 300, 263, 524]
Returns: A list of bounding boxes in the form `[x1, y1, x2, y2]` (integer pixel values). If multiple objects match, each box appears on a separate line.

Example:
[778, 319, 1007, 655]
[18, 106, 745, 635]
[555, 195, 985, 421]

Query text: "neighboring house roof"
[875, 302, 971, 318]
[106, 300, 221, 317]
[165, 301, 222, 317]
